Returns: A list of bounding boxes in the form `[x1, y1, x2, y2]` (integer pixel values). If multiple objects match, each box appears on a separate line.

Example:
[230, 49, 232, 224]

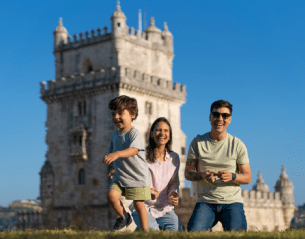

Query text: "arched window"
[78, 101, 86, 115]
[82, 58, 93, 73]
[79, 169, 86, 185]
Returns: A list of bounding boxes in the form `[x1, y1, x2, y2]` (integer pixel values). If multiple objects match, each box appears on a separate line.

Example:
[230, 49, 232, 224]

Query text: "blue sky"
[0, 0, 304, 207]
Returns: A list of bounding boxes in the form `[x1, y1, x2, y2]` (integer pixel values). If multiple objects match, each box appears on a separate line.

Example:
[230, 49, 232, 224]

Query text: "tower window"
[87, 65, 93, 73]
[117, 23, 121, 27]
[145, 101, 153, 115]
[79, 135, 82, 146]
[78, 101, 87, 115]
[181, 147, 186, 155]
[79, 169, 86, 185]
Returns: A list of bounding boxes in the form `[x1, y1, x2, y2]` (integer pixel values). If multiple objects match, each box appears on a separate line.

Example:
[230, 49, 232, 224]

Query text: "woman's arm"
[167, 153, 180, 194]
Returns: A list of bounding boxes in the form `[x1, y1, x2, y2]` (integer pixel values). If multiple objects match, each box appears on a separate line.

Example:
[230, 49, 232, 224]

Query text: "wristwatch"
[231, 173, 237, 182]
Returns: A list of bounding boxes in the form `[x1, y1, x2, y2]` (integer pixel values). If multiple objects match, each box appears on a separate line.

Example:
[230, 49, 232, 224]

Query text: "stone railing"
[40, 66, 186, 102]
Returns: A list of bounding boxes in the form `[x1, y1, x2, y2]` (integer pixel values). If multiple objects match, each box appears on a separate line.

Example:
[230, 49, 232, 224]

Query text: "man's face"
[209, 107, 232, 134]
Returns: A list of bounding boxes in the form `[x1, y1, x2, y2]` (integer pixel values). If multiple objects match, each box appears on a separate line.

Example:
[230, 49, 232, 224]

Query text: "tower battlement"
[54, 27, 111, 52]
[40, 66, 186, 103]
[54, 3, 173, 54]
[54, 22, 173, 54]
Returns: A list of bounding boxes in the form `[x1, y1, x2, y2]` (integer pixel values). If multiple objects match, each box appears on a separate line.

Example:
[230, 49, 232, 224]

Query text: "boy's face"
[111, 109, 135, 132]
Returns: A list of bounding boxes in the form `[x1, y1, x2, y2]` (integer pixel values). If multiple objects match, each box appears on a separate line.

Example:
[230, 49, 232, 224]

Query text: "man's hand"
[108, 169, 115, 179]
[103, 152, 119, 165]
[202, 170, 216, 183]
[170, 191, 179, 206]
[216, 171, 233, 182]
[151, 188, 159, 200]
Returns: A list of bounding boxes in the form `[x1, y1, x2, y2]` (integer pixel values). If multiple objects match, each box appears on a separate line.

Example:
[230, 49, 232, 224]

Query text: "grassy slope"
[1, 230, 305, 239]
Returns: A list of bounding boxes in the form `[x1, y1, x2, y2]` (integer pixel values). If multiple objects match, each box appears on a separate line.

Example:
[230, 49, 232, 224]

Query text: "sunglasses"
[211, 112, 231, 119]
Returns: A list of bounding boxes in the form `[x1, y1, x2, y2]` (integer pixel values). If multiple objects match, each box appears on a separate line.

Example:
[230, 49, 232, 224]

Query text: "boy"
[103, 95, 150, 231]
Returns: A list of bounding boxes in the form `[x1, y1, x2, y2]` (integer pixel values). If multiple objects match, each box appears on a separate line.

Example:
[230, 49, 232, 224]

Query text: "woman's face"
[152, 121, 170, 147]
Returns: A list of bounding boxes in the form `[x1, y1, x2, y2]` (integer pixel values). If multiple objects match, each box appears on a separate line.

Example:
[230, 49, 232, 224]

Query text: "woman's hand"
[170, 191, 179, 206]
[151, 188, 159, 200]
[108, 169, 115, 179]
[216, 171, 233, 182]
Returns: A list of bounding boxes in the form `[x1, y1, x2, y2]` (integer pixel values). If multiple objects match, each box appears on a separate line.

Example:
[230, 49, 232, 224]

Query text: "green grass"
[1, 229, 305, 239]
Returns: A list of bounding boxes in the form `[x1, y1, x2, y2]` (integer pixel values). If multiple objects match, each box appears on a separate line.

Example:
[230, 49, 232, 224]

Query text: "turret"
[275, 165, 294, 204]
[53, 18, 68, 47]
[39, 160, 54, 209]
[144, 17, 162, 42]
[252, 171, 269, 192]
[275, 165, 295, 227]
[110, 1, 127, 37]
[162, 22, 173, 52]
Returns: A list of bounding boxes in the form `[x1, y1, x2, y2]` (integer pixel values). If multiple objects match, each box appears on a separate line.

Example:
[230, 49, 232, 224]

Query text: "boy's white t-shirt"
[109, 127, 150, 188]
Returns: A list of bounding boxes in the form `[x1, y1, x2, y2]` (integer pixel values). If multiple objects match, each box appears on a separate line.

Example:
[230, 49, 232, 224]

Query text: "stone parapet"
[242, 190, 283, 208]
[54, 26, 172, 54]
[40, 66, 186, 103]
[54, 27, 111, 52]
[15, 210, 43, 231]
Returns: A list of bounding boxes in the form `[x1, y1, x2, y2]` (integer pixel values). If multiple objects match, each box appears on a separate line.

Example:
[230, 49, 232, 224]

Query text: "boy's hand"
[170, 191, 179, 206]
[103, 152, 119, 165]
[151, 188, 159, 200]
[108, 169, 115, 179]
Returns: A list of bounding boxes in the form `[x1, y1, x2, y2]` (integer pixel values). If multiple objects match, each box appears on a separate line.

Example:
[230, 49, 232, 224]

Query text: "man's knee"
[187, 202, 216, 231]
[221, 203, 247, 231]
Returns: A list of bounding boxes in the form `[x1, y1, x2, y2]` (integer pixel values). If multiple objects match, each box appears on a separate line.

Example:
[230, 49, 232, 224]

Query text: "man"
[185, 100, 251, 231]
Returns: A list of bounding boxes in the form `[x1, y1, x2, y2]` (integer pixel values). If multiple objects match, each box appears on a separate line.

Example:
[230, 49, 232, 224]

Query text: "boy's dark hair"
[210, 100, 233, 115]
[108, 95, 138, 120]
[146, 117, 172, 163]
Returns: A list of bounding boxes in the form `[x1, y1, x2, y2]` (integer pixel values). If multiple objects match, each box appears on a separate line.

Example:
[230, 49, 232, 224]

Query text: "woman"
[130, 117, 184, 231]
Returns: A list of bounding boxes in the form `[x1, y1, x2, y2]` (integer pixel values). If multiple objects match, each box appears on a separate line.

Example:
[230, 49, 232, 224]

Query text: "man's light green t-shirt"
[187, 132, 249, 204]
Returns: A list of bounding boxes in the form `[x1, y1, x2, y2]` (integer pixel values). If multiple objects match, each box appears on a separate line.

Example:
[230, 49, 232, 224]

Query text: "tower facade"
[37, 2, 186, 230]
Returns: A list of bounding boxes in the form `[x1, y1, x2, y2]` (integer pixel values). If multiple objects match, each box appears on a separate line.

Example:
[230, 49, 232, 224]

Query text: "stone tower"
[38, 2, 186, 230]
[275, 165, 295, 227]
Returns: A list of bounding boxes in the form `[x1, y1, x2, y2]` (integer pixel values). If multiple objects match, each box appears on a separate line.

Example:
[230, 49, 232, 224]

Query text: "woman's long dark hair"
[146, 117, 172, 163]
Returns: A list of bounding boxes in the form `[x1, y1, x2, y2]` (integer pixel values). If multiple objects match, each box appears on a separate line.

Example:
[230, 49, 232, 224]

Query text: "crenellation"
[85, 31, 89, 39]
[79, 32, 83, 41]
[136, 29, 141, 38]
[275, 191, 280, 200]
[40, 82, 46, 94]
[129, 27, 135, 35]
[91, 29, 95, 37]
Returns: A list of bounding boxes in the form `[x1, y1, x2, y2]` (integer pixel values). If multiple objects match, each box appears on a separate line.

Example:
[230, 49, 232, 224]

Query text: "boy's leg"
[107, 188, 127, 217]
[133, 200, 148, 231]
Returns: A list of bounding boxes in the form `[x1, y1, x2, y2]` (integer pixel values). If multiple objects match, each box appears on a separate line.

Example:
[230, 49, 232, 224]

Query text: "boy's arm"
[103, 148, 139, 165]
